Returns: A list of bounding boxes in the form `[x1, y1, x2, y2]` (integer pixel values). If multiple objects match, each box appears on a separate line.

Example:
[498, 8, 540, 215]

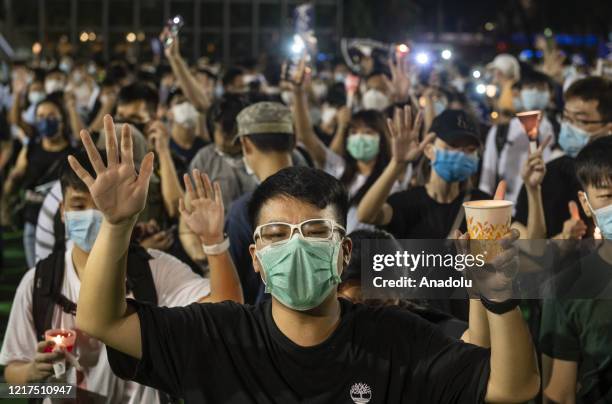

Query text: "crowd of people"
[0, 21, 610, 404]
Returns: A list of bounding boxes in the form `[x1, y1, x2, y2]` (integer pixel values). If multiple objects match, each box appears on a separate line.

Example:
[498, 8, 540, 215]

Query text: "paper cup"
[463, 200, 513, 261]
[463, 200, 513, 240]
[516, 110, 541, 140]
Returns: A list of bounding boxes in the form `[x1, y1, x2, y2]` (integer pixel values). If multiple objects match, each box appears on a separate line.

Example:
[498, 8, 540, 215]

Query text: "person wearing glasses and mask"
[513, 76, 612, 239]
[67, 121, 540, 402]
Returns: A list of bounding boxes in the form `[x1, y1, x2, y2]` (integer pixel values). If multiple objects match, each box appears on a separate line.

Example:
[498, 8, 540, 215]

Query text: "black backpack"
[32, 244, 158, 341]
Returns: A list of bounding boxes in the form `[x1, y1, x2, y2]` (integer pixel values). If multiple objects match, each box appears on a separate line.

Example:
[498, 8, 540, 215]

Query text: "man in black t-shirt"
[540, 137, 612, 403]
[514, 77, 612, 238]
[67, 117, 540, 404]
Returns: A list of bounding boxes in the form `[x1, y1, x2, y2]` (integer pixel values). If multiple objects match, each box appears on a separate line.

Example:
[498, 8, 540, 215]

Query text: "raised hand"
[146, 120, 170, 153]
[387, 54, 411, 103]
[68, 115, 155, 225]
[560, 201, 587, 240]
[387, 105, 434, 164]
[521, 136, 551, 188]
[179, 169, 225, 245]
[160, 27, 180, 59]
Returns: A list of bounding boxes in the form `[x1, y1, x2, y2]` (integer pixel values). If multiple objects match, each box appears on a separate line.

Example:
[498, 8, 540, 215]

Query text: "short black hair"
[519, 68, 552, 89]
[206, 93, 249, 137]
[565, 76, 612, 122]
[60, 148, 107, 195]
[222, 66, 244, 88]
[575, 135, 612, 189]
[245, 132, 296, 153]
[248, 166, 349, 229]
[117, 81, 159, 114]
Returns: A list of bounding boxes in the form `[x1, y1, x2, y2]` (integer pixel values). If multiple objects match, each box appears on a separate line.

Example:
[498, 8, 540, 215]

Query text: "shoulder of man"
[188, 143, 216, 171]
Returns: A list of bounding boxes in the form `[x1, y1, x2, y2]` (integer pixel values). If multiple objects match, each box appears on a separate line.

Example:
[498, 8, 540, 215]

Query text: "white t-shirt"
[479, 116, 555, 208]
[0, 242, 210, 404]
[323, 148, 412, 233]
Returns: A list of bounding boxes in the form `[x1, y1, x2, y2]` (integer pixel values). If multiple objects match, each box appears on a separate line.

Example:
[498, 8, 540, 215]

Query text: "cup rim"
[463, 199, 514, 209]
[516, 110, 542, 117]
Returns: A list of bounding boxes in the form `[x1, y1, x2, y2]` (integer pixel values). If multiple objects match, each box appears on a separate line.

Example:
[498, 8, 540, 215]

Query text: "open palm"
[387, 105, 434, 164]
[179, 169, 225, 245]
[68, 116, 154, 224]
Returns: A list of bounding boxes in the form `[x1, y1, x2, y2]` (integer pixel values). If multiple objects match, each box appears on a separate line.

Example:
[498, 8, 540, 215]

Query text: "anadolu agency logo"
[350, 382, 372, 403]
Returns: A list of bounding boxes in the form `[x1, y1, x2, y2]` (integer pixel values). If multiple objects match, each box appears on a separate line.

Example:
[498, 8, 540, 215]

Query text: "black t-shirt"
[22, 140, 73, 223]
[514, 155, 588, 238]
[107, 298, 490, 404]
[385, 186, 491, 239]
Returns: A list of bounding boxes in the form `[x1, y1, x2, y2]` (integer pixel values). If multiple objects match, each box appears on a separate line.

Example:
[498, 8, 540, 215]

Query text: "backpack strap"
[126, 244, 158, 306]
[32, 249, 68, 341]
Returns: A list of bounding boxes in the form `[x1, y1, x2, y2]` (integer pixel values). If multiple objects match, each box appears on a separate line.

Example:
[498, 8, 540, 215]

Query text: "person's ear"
[338, 237, 352, 277]
[424, 141, 435, 161]
[240, 136, 252, 155]
[577, 191, 592, 218]
[249, 244, 262, 275]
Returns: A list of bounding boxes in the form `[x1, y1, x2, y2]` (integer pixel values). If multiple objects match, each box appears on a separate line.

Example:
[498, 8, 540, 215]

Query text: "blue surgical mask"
[36, 117, 60, 138]
[432, 148, 479, 182]
[585, 196, 612, 240]
[520, 88, 549, 111]
[433, 100, 447, 117]
[559, 122, 590, 158]
[512, 97, 523, 112]
[65, 209, 104, 252]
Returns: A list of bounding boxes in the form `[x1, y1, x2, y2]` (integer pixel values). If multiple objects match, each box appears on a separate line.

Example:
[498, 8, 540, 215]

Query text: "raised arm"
[179, 170, 243, 303]
[357, 106, 433, 225]
[478, 183, 540, 402]
[329, 106, 351, 157]
[163, 32, 212, 113]
[64, 91, 86, 144]
[148, 120, 184, 218]
[70, 115, 155, 359]
[519, 136, 552, 239]
[290, 59, 328, 168]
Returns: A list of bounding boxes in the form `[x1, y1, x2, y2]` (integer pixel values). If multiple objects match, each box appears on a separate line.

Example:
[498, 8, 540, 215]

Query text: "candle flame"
[53, 335, 64, 346]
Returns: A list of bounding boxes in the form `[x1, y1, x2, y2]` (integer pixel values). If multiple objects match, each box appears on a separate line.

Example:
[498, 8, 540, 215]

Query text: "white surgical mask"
[172, 102, 199, 129]
[362, 89, 391, 111]
[45, 79, 64, 94]
[321, 106, 337, 126]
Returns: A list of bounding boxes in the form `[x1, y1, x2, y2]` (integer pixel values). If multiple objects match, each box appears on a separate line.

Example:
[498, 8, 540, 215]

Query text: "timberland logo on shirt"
[350, 382, 372, 403]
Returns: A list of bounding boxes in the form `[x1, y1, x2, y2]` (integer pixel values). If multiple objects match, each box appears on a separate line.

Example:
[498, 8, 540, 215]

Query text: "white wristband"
[202, 238, 230, 256]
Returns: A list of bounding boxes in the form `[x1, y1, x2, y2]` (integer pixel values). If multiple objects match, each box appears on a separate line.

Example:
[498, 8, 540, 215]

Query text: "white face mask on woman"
[362, 89, 391, 111]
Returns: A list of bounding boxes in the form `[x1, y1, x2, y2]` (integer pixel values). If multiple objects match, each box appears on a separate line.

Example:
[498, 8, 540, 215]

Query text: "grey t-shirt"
[189, 145, 258, 212]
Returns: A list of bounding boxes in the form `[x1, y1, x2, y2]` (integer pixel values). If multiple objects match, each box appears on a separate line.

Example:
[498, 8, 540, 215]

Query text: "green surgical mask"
[256, 234, 342, 311]
[346, 133, 380, 162]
